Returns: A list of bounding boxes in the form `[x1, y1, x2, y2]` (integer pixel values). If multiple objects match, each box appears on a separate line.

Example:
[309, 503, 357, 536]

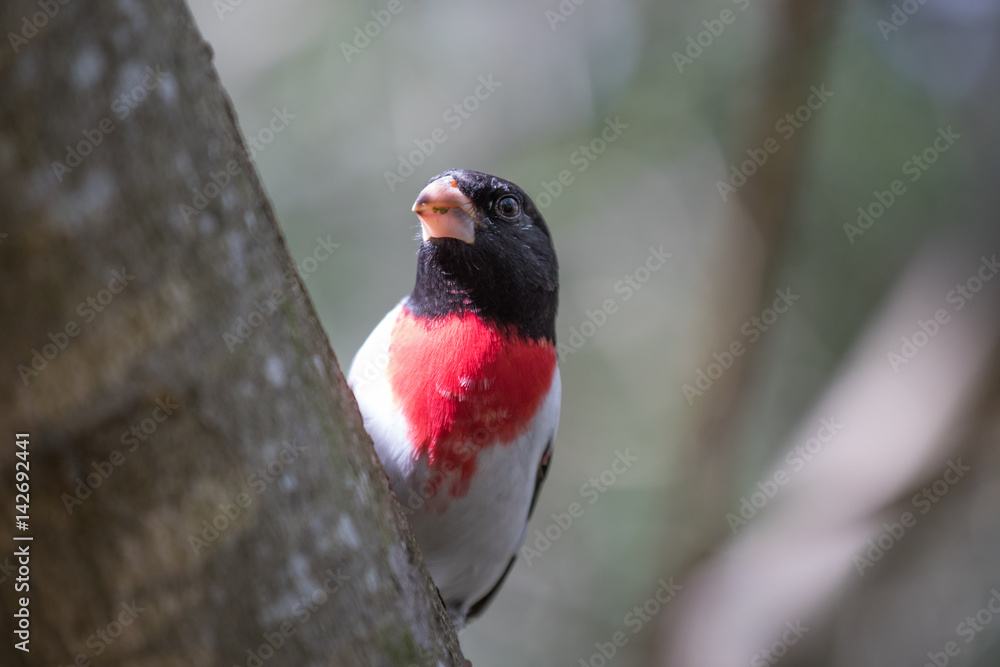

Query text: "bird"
[347, 169, 560, 630]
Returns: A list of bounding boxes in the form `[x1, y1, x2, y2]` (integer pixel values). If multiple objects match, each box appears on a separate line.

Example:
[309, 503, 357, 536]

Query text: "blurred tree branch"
[660, 0, 1000, 663]
[681, 0, 844, 553]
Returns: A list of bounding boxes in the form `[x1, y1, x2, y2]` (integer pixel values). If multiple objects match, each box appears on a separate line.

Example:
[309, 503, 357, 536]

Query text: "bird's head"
[408, 169, 558, 342]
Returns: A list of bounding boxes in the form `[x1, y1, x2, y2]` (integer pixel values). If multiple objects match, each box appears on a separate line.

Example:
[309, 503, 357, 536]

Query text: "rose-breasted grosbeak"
[348, 169, 560, 629]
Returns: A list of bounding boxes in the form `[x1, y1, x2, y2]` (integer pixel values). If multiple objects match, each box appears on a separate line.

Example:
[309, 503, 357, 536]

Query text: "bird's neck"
[408, 241, 558, 344]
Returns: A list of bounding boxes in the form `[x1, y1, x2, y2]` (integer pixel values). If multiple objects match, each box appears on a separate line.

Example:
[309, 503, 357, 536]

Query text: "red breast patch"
[387, 307, 557, 500]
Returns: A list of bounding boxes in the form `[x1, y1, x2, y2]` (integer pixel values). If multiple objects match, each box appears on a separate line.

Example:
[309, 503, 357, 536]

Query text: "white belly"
[347, 301, 561, 617]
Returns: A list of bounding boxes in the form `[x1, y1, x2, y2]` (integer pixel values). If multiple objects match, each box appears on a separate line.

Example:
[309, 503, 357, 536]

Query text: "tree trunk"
[0, 1, 465, 665]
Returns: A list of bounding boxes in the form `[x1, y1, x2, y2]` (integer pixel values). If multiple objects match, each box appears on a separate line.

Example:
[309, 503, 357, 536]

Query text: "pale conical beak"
[412, 177, 476, 244]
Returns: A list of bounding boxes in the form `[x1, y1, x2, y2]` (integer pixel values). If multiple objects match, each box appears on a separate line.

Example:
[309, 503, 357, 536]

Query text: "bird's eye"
[496, 196, 520, 219]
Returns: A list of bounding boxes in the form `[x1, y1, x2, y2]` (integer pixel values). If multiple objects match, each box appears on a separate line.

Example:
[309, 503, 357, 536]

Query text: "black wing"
[527, 437, 553, 520]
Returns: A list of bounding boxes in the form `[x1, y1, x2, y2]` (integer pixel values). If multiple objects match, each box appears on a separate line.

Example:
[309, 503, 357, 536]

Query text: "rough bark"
[0, 1, 465, 665]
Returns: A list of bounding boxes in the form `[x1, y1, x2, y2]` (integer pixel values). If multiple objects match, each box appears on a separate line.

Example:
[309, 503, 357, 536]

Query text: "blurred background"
[188, 0, 1000, 665]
